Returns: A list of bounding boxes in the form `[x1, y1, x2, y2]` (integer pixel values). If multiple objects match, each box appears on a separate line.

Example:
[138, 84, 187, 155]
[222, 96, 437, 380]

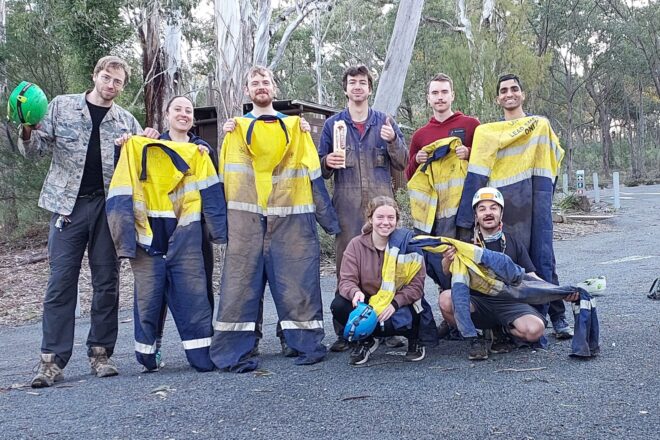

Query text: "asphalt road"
[1, 184, 659, 440]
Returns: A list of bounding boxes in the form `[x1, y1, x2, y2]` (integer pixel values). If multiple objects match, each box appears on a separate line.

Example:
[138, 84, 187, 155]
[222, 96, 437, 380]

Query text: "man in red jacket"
[405, 73, 480, 181]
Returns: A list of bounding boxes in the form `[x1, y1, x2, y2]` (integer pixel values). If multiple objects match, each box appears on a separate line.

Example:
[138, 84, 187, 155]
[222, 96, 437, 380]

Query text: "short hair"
[245, 65, 275, 86]
[342, 65, 374, 92]
[496, 73, 523, 95]
[94, 56, 131, 85]
[428, 73, 454, 92]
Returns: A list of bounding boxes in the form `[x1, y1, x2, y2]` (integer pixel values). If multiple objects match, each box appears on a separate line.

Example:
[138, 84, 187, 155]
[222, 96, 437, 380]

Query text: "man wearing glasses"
[19, 56, 158, 387]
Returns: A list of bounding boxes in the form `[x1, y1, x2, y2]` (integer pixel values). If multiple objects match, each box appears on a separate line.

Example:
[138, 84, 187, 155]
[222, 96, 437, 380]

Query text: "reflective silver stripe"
[218, 173, 225, 183]
[197, 174, 220, 190]
[214, 321, 256, 332]
[137, 233, 152, 247]
[413, 220, 432, 233]
[181, 337, 212, 350]
[467, 163, 491, 177]
[473, 246, 484, 264]
[279, 320, 324, 330]
[227, 201, 264, 214]
[496, 143, 528, 159]
[267, 204, 315, 216]
[408, 189, 435, 204]
[135, 341, 157, 354]
[436, 207, 458, 219]
[272, 168, 309, 184]
[178, 212, 201, 227]
[107, 186, 133, 199]
[146, 209, 176, 218]
[452, 273, 469, 285]
[309, 167, 321, 180]
[380, 281, 396, 292]
[488, 169, 533, 188]
[385, 246, 401, 256]
[226, 201, 316, 216]
[433, 177, 465, 192]
[225, 163, 254, 175]
[398, 253, 424, 264]
[531, 167, 555, 179]
[551, 139, 563, 162]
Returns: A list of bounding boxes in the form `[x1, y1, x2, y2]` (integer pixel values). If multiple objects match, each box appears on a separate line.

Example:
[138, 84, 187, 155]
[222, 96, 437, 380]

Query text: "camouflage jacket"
[18, 93, 142, 215]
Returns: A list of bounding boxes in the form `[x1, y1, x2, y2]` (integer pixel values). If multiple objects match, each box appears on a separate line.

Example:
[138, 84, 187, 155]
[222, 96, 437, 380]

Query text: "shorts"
[470, 294, 546, 330]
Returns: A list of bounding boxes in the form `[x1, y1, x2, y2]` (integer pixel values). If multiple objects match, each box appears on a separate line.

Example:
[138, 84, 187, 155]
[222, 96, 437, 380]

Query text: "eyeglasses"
[98, 74, 124, 88]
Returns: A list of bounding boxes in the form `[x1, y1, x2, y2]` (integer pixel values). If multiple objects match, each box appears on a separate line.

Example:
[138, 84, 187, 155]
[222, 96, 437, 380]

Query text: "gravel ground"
[1, 184, 659, 439]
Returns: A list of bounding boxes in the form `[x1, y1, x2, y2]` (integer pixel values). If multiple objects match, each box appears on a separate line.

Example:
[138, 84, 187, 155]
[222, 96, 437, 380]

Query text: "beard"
[251, 90, 273, 107]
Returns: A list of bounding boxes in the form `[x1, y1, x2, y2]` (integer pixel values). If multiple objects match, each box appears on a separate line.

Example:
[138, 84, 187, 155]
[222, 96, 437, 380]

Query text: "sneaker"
[437, 320, 452, 340]
[552, 317, 574, 340]
[280, 339, 299, 358]
[89, 347, 119, 378]
[384, 335, 406, 348]
[467, 337, 488, 360]
[31, 353, 64, 388]
[404, 341, 426, 362]
[349, 338, 380, 365]
[330, 337, 351, 352]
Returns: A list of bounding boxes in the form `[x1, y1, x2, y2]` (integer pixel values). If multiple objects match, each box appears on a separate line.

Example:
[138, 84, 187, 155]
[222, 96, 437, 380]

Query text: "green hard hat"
[7, 81, 48, 125]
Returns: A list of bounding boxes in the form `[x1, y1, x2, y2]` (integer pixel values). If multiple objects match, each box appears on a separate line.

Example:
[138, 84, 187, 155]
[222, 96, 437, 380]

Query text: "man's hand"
[416, 150, 429, 164]
[378, 304, 395, 322]
[352, 291, 365, 308]
[380, 117, 396, 143]
[143, 127, 160, 139]
[197, 144, 210, 154]
[565, 292, 580, 302]
[324, 152, 346, 169]
[21, 124, 35, 141]
[114, 133, 131, 147]
[300, 117, 311, 132]
[222, 118, 236, 133]
[455, 144, 469, 160]
[441, 245, 457, 275]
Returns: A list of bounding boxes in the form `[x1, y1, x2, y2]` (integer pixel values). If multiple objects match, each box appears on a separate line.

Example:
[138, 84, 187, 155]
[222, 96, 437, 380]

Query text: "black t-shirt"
[484, 232, 536, 273]
[78, 101, 111, 196]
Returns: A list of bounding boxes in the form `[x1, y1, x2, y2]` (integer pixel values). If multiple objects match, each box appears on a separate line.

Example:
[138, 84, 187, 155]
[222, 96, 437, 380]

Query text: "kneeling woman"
[332, 196, 431, 365]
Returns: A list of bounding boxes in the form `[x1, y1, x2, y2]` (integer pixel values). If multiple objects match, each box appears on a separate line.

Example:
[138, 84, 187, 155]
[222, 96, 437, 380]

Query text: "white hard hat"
[472, 187, 504, 209]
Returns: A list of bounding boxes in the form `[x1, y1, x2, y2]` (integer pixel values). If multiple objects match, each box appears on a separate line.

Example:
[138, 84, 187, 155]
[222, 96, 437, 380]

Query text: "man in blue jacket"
[318, 65, 408, 351]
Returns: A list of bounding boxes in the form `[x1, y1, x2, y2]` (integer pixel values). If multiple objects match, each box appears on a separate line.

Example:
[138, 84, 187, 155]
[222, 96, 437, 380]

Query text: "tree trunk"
[253, 0, 272, 66]
[214, 0, 254, 121]
[163, 8, 183, 108]
[312, 8, 324, 104]
[372, 0, 425, 116]
[139, 1, 165, 130]
[0, 0, 18, 231]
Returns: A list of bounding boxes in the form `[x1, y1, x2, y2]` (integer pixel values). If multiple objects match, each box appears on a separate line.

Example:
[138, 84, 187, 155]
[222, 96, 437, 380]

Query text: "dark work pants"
[156, 221, 214, 345]
[548, 299, 567, 323]
[330, 296, 421, 341]
[42, 196, 119, 369]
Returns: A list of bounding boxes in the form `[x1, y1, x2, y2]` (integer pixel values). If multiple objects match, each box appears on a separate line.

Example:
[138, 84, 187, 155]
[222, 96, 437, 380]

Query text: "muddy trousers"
[210, 212, 327, 373]
[41, 195, 119, 369]
[131, 246, 214, 372]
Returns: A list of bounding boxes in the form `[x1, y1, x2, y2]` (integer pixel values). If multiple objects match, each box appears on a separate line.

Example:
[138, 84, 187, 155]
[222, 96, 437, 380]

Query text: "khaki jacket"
[18, 93, 142, 215]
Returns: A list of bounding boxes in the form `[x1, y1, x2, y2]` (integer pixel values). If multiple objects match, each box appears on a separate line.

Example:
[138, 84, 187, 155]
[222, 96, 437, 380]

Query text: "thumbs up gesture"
[380, 116, 396, 143]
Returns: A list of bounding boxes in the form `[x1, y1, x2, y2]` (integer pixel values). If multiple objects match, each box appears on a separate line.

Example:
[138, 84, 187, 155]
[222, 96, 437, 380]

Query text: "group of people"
[20, 55, 575, 388]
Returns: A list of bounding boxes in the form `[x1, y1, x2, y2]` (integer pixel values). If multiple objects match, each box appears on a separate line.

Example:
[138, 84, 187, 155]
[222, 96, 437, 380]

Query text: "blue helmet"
[343, 302, 378, 342]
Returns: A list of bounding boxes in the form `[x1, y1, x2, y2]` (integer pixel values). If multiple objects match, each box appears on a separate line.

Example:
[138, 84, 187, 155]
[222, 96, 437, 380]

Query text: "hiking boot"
[349, 338, 380, 365]
[437, 320, 452, 340]
[488, 327, 514, 354]
[384, 335, 406, 348]
[89, 347, 118, 378]
[467, 337, 489, 360]
[404, 341, 426, 362]
[31, 353, 64, 388]
[330, 337, 351, 352]
[280, 339, 299, 358]
[552, 317, 573, 340]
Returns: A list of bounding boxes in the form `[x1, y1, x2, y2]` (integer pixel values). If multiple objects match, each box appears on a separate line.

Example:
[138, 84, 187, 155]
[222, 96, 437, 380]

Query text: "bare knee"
[439, 289, 453, 314]
[512, 315, 545, 342]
